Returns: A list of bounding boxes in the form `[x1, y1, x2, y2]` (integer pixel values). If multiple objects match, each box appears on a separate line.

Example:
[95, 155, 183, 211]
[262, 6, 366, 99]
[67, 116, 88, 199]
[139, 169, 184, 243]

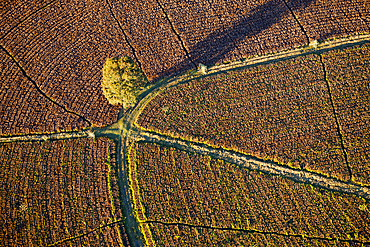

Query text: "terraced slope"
[128, 142, 370, 246]
[0, 138, 129, 247]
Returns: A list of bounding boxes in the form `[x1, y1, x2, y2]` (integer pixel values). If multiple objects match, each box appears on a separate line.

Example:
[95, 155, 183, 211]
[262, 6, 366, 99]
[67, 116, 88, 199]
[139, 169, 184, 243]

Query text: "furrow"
[105, 0, 143, 71]
[130, 129, 370, 200]
[0, 44, 92, 126]
[155, 0, 197, 68]
[0, 0, 60, 40]
[319, 53, 352, 180]
[142, 220, 369, 244]
[281, 0, 310, 44]
[47, 220, 123, 247]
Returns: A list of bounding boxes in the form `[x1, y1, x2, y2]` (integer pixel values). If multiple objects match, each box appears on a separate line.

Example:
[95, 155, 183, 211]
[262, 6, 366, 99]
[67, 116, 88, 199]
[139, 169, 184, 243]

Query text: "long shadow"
[155, 0, 316, 82]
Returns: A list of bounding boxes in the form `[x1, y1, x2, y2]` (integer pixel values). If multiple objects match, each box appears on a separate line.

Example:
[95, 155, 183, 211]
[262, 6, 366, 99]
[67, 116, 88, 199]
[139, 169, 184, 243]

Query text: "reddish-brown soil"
[136, 54, 350, 181]
[0, 138, 129, 247]
[0, 49, 88, 135]
[129, 142, 370, 244]
[109, 0, 194, 81]
[286, 0, 370, 42]
[159, 0, 307, 66]
[1, 0, 369, 135]
[0, 0, 55, 38]
[0, 0, 129, 128]
[322, 43, 370, 186]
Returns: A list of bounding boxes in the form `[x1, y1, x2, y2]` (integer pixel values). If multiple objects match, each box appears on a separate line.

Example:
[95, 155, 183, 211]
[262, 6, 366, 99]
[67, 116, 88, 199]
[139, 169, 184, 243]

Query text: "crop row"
[0, 138, 129, 246]
[0, 0, 49, 38]
[160, 0, 306, 66]
[0, 0, 128, 128]
[286, 0, 370, 42]
[322, 43, 370, 185]
[136, 54, 350, 181]
[109, 0, 194, 81]
[146, 223, 361, 247]
[128, 142, 370, 244]
[0, 50, 89, 136]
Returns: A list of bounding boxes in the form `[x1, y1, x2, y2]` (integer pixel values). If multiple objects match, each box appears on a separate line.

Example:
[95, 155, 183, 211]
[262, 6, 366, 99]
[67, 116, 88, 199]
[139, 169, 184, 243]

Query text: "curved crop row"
[0, 49, 88, 136]
[1, 0, 128, 128]
[0, 0, 54, 38]
[0, 138, 129, 246]
[128, 142, 370, 245]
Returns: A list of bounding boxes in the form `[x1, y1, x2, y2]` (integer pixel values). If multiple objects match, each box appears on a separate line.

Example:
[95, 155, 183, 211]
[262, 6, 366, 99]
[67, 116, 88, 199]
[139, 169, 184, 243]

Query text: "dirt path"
[0, 129, 94, 143]
[130, 128, 370, 200]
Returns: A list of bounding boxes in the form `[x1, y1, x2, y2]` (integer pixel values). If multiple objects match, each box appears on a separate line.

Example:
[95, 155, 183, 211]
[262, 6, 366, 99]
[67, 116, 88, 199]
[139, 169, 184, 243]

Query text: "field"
[1, 0, 369, 133]
[322, 45, 370, 186]
[0, 138, 129, 246]
[1, 0, 370, 246]
[286, 0, 370, 41]
[159, 0, 307, 66]
[0, 49, 89, 136]
[1, 0, 128, 129]
[136, 52, 346, 181]
[146, 224, 366, 247]
[128, 142, 370, 246]
[135, 43, 370, 185]
[109, 0, 194, 81]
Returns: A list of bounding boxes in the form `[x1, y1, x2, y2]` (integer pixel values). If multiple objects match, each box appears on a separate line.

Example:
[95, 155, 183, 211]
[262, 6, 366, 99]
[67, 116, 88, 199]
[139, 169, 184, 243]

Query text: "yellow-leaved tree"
[102, 56, 147, 107]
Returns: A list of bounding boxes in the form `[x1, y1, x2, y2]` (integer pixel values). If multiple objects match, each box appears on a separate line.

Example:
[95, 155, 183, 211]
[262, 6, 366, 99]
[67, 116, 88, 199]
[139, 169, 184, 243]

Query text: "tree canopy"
[102, 56, 147, 107]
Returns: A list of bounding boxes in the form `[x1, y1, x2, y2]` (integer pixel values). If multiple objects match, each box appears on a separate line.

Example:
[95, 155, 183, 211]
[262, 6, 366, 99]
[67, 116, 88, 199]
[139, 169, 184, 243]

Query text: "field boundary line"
[0, 0, 60, 41]
[130, 129, 370, 200]
[142, 220, 370, 244]
[47, 219, 124, 247]
[105, 0, 144, 71]
[154, 0, 197, 68]
[0, 44, 92, 126]
[319, 54, 352, 180]
[0, 130, 94, 143]
[281, 0, 310, 44]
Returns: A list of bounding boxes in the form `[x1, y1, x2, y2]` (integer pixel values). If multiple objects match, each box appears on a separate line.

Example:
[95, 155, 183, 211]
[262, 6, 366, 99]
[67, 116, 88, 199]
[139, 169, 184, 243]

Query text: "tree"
[101, 56, 147, 107]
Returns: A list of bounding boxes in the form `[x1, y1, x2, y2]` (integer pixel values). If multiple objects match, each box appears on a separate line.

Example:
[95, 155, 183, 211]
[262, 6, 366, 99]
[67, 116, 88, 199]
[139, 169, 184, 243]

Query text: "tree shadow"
[156, 0, 316, 81]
